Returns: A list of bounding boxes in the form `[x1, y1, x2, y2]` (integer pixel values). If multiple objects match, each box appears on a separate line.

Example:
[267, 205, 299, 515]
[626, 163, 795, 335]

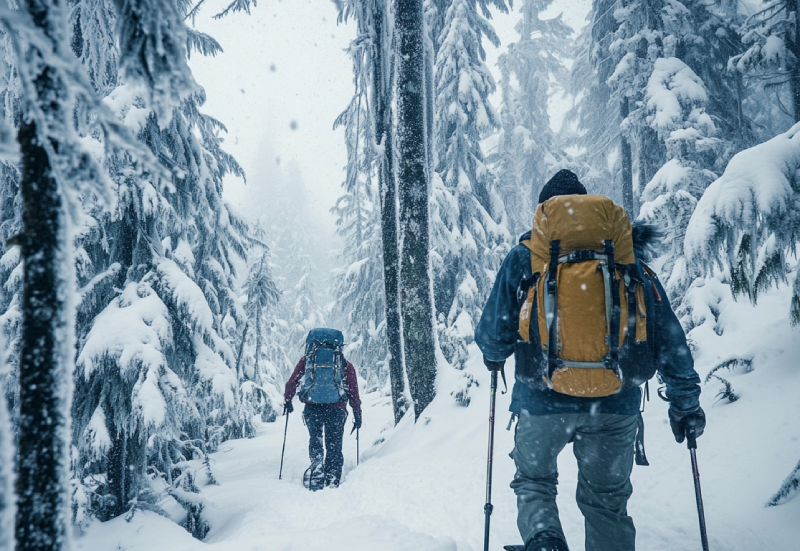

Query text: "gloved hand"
[669, 407, 705, 443]
[352, 413, 362, 432]
[483, 357, 505, 372]
[283, 400, 293, 415]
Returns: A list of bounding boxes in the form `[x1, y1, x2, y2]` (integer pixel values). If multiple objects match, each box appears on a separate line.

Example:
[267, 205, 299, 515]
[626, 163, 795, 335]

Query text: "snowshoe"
[504, 546, 525, 551]
[302, 463, 325, 491]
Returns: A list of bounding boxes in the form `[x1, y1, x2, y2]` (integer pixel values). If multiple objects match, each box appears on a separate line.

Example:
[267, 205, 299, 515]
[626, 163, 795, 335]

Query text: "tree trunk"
[790, 0, 800, 122]
[372, 2, 408, 424]
[396, 0, 437, 419]
[424, 16, 436, 181]
[106, 425, 128, 518]
[636, 125, 663, 217]
[15, 3, 73, 548]
[0, 364, 13, 551]
[16, 78, 70, 551]
[619, 98, 634, 216]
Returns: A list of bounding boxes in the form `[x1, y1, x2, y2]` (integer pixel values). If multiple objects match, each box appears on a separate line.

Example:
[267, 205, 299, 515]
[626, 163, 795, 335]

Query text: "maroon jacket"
[284, 357, 362, 416]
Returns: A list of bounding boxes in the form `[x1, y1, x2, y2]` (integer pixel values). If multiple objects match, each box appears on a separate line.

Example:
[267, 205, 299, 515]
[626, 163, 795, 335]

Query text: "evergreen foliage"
[565, 0, 627, 205]
[685, 122, 800, 322]
[731, 0, 800, 122]
[332, 6, 390, 391]
[431, 0, 509, 370]
[0, 0, 276, 535]
[768, 458, 800, 506]
[495, 0, 572, 235]
[637, 57, 718, 297]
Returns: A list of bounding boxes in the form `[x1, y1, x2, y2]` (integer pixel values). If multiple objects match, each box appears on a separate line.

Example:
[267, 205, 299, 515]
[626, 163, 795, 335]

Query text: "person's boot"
[524, 536, 569, 551]
[304, 462, 325, 491]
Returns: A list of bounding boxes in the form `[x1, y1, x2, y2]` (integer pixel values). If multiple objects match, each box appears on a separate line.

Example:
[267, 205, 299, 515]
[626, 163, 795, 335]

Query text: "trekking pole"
[356, 428, 360, 466]
[484, 370, 498, 551]
[278, 410, 290, 480]
[687, 428, 710, 551]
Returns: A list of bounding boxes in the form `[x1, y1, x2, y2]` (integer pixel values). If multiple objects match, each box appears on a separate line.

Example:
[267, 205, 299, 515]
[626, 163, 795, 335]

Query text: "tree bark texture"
[15, 2, 73, 549]
[16, 79, 70, 551]
[372, 2, 408, 425]
[790, 0, 800, 122]
[635, 125, 663, 217]
[619, 98, 634, 217]
[395, 0, 437, 420]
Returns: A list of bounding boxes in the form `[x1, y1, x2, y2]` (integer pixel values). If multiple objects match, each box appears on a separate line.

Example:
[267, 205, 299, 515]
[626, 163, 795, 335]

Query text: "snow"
[77, 322, 800, 550]
[646, 57, 711, 134]
[156, 258, 216, 339]
[685, 122, 800, 269]
[77, 282, 171, 379]
[84, 406, 112, 460]
[133, 363, 169, 429]
[194, 337, 236, 409]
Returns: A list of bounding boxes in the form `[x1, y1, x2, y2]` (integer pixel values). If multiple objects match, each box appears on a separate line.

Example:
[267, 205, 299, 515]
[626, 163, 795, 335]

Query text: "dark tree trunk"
[396, 0, 437, 419]
[790, 0, 800, 123]
[106, 426, 127, 518]
[15, 52, 69, 551]
[17, 119, 70, 551]
[619, 98, 634, 216]
[636, 125, 663, 216]
[424, 19, 436, 181]
[372, 2, 408, 424]
[15, 3, 73, 549]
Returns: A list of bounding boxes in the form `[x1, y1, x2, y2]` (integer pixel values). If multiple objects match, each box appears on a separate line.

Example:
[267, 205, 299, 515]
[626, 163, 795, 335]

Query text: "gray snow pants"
[511, 413, 638, 551]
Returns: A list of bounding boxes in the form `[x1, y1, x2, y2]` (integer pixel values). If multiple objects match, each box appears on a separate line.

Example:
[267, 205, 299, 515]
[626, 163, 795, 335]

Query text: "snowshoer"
[476, 170, 705, 551]
[284, 328, 362, 491]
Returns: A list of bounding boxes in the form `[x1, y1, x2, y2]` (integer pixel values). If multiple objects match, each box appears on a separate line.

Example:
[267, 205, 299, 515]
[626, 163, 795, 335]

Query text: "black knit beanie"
[538, 169, 587, 204]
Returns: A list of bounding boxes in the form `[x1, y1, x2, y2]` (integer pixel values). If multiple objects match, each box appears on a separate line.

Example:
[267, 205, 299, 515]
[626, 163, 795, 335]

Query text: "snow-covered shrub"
[768, 460, 800, 506]
[169, 471, 210, 540]
[686, 122, 800, 323]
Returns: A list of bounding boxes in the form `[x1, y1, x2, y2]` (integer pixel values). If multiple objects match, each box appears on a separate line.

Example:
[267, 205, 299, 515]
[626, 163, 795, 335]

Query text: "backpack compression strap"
[546, 240, 560, 378]
[604, 240, 621, 373]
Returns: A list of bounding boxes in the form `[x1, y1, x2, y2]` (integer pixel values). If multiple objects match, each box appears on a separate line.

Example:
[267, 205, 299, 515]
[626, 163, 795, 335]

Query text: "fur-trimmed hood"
[632, 221, 662, 262]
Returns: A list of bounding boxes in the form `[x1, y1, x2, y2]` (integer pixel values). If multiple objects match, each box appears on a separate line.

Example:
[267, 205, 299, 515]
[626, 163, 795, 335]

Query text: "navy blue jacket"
[475, 232, 701, 416]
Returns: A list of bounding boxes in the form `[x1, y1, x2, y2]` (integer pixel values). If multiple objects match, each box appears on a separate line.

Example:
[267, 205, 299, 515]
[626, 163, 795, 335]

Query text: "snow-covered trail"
[80, 340, 800, 551]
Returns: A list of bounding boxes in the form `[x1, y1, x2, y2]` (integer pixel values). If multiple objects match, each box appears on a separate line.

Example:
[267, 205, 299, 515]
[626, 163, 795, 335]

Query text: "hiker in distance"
[284, 328, 362, 491]
[476, 170, 706, 551]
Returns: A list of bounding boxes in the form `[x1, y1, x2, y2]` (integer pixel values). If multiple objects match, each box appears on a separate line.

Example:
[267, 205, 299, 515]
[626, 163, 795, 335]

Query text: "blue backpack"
[298, 328, 348, 404]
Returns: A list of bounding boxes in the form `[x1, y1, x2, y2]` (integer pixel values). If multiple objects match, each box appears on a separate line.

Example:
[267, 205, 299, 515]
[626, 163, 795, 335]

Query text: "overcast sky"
[189, 0, 592, 236]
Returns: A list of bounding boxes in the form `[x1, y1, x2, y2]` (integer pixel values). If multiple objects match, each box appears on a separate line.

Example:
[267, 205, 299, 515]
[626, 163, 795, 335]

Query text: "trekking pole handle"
[687, 427, 698, 450]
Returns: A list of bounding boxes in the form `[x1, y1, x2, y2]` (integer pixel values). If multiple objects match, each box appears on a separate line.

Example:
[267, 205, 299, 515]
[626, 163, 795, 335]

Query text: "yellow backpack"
[516, 195, 656, 397]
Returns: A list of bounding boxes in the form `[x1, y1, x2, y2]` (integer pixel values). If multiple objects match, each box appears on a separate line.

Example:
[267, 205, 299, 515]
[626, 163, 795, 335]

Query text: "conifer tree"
[3, 0, 117, 547]
[61, 0, 254, 529]
[638, 57, 718, 298]
[432, 0, 509, 370]
[731, 0, 800, 122]
[339, 0, 409, 420]
[496, 0, 571, 235]
[232, 248, 282, 434]
[565, 0, 625, 205]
